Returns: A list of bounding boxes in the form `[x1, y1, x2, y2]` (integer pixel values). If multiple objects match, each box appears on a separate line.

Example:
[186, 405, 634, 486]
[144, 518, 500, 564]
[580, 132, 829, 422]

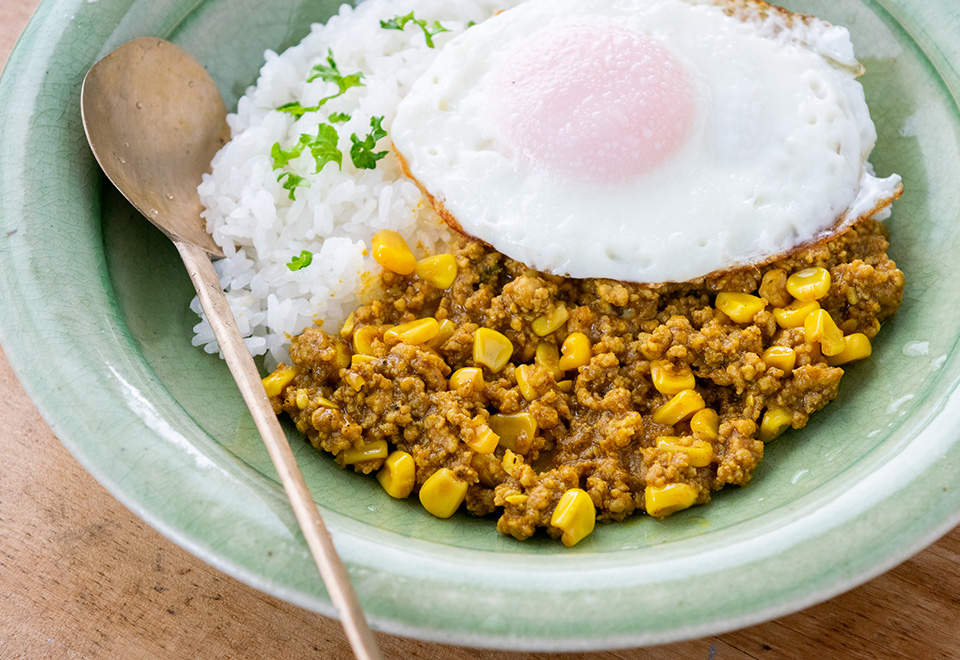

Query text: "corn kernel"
[557, 380, 574, 392]
[690, 408, 719, 441]
[262, 365, 297, 397]
[715, 292, 766, 324]
[840, 318, 859, 335]
[376, 450, 416, 499]
[474, 328, 513, 372]
[826, 333, 872, 366]
[645, 483, 698, 518]
[505, 494, 528, 506]
[501, 450, 522, 477]
[340, 311, 356, 338]
[762, 346, 797, 374]
[344, 372, 365, 392]
[535, 342, 562, 380]
[415, 253, 458, 289]
[295, 389, 309, 409]
[786, 267, 831, 302]
[341, 439, 388, 465]
[419, 467, 468, 518]
[651, 389, 705, 426]
[384, 317, 440, 345]
[515, 364, 538, 401]
[532, 304, 570, 337]
[334, 343, 351, 370]
[371, 229, 416, 275]
[804, 308, 845, 356]
[558, 332, 591, 371]
[759, 408, 793, 442]
[550, 488, 596, 547]
[489, 412, 538, 452]
[428, 319, 456, 349]
[651, 360, 696, 395]
[687, 442, 714, 468]
[773, 299, 820, 328]
[353, 325, 389, 356]
[656, 436, 714, 468]
[351, 354, 376, 369]
[465, 425, 500, 454]
[317, 397, 338, 409]
[450, 367, 483, 391]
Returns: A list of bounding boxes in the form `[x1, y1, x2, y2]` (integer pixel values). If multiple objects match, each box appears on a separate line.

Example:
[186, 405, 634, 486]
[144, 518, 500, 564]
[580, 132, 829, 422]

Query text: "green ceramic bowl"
[2, 0, 959, 650]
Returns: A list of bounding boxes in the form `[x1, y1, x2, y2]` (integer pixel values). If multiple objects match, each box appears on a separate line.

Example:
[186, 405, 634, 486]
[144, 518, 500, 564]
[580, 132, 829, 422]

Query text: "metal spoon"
[80, 37, 382, 660]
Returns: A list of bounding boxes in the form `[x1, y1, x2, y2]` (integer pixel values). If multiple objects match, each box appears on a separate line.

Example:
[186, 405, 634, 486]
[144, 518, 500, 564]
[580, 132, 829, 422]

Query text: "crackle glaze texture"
[1, 0, 960, 650]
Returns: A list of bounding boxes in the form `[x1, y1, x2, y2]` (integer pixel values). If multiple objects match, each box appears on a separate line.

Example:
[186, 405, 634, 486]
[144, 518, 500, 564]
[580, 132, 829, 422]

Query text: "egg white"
[391, 0, 902, 283]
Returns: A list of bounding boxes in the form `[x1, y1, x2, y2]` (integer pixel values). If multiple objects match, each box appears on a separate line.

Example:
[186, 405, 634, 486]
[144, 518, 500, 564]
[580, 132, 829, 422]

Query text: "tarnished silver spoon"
[81, 37, 381, 660]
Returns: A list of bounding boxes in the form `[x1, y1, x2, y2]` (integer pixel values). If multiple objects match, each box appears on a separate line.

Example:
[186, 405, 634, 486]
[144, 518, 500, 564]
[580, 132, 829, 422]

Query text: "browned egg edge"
[392, 145, 904, 287]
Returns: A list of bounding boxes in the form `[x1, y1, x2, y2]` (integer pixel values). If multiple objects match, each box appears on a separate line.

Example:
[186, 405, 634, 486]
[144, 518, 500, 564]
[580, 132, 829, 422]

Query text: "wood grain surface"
[2, 2, 959, 658]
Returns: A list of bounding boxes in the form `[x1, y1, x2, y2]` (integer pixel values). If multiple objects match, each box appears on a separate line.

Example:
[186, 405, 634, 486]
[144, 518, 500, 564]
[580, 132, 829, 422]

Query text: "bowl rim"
[2, 0, 960, 650]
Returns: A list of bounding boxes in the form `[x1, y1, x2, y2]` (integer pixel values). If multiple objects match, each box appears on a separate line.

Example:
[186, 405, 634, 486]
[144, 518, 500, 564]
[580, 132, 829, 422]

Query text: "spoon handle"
[175, 239, 383, 660]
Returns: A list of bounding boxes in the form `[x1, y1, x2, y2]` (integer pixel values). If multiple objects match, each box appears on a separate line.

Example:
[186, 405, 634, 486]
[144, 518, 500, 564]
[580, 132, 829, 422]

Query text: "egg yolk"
[493, 23, 696, 184]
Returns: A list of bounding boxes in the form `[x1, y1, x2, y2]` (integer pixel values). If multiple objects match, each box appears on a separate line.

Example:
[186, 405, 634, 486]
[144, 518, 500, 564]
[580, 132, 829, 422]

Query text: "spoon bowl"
[82, 37, 226, 257]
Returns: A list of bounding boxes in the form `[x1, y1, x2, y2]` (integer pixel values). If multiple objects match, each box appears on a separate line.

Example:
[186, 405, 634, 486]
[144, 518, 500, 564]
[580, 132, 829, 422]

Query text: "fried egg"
[391, 0, 902, 283]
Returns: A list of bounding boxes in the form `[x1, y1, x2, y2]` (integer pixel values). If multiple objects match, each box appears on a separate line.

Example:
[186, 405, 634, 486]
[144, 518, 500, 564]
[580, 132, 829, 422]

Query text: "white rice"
[194, 0, 522, 366]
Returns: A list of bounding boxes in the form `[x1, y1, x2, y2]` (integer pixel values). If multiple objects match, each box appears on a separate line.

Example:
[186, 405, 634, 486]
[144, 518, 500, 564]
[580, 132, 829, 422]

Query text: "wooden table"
[3, 2, 959, 658]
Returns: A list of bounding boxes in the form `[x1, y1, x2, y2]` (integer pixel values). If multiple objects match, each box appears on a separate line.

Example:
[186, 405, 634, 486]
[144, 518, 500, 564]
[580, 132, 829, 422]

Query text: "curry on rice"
[263, 216, 903, 546]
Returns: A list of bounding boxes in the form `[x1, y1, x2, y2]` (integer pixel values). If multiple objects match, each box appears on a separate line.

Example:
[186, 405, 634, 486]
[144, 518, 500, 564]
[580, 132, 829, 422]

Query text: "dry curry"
[263, 216, 903, 546]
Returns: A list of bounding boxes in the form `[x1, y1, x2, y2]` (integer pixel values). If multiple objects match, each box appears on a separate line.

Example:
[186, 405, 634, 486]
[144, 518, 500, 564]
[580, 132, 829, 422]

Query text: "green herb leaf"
[380, 12, 450, 48]
[308, 50, 365, 90]
[328, 112, 352, 124]
[271, 140, 305, 170]
[379, 12, 412, 31]
[305, 123, 343, 173]
[277, 101, 313, 119]
[307, 49, 365, 106]
[277, 172, 310, 201]
[349, 115, 389, 170]
[278, 49, 365, 117]
[306, 50, 342, 83]
[421, 20, 451, 47]
[287, 250, 314, 271]
[271, 124, 343, 184]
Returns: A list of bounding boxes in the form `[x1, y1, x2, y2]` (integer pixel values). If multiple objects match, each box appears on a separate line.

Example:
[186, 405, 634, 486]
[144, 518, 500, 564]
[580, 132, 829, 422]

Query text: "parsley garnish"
[276, 101, 312, 119]
[380, 12, 450, 48]
[271, 138, 307, 170]
[277, 172, 310, 200]
[307, 49, 366, 91]
[277, 49, 365, 118]
[328, 112, 351, 124]
[287, 250, 314, 271]
[349, 116, 389, 170]
[271, 115, 388, 188]
[305, 123, 343, 173]
[271, 123, 343, 175]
